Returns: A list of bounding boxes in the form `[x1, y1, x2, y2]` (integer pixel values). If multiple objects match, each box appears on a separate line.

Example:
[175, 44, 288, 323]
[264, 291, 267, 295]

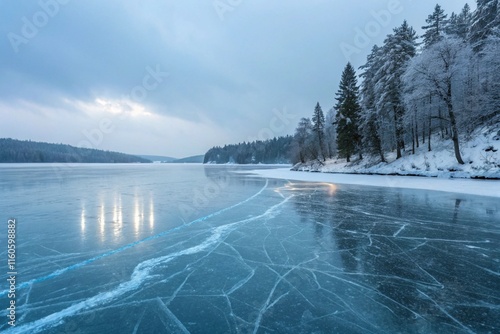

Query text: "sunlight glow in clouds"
[0, 97, 230, 157]
[75, 97, 154, 118]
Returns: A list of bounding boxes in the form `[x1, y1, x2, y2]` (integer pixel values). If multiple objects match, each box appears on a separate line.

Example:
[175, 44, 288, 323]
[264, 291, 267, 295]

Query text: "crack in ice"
[0, 179, 270, 298]
[5, 191, 292, 334]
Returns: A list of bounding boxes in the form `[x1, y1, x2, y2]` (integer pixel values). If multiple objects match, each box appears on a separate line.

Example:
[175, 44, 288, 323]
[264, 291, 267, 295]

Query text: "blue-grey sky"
[0, 0, 473, 157]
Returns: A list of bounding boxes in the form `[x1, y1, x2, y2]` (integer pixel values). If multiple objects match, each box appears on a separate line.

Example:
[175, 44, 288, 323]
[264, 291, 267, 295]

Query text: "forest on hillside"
[0, 138, 151, 163]
[203, 136, 293, 164]
[292, 1, 499, 165]
[205, 1, 499, 166]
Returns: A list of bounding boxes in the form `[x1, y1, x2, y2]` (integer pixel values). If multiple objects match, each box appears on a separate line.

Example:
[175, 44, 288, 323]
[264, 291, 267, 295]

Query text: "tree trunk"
[411, 126, 415, 154]
[396, 144, 402, 159]
[318, 133, 327, 162]
[445, 81, 464, 164]
[422, 120, 426, 144]
[374, 123, 385, 163]
[379, 151, 386, 163]
[357, 135, 363, 160]
[428, 116, 432, 152]
[439, 108, 445, 139]
[415, 118, 419, 148]
[393, 106, 402, 159]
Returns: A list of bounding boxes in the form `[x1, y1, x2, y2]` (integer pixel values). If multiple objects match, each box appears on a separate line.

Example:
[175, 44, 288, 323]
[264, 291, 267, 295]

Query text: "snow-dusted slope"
[293, 122, 500, 179]
[249, 167, 499, 197]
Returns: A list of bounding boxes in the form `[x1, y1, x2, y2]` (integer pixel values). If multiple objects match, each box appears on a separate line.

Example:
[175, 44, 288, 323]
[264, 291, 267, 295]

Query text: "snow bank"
[294, 124, 500, 179]
[249, 168, 499, 197]
[259, 121, 499, 197]
[276, 122, 500, 197]
[239, 121, 500, 197]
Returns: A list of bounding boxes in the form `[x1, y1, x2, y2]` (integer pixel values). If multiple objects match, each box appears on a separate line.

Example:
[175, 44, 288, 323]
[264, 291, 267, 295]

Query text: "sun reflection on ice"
[83, 191, 155, 243]
[149, 196, 155, 230]
[80, 206, 86, 233]
[99, 203, 106, 242]
[134, 195, 145, 236]
[274, 182, 337, 197]
[113, 195, 123, 239]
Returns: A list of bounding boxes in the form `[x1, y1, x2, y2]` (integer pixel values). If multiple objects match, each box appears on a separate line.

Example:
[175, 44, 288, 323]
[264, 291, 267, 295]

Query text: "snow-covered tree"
[422, 4, 448, 47]
[311, 102, 327, 161]
[360, 45, 386, 162]
[335, 63, 362, 162]
[470, 0, 499, 51]
[447, 4, 473, 40]
[291, 117, 313, 164]
[324, 108, 337, 159]
[376, 21, 418, 159]
[289, 1, 499, 168]
[404, 37, 472, 164]
[471, 34, 500, 123]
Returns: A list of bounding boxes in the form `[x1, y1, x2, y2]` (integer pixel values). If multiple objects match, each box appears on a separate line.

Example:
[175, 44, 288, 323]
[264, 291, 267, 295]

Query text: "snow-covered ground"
[249, 167, 499, 197]
[294, 123, 500, 179]
[248, 124, 500, 197]
[265, 121, 499, 197]
[307, 122, 500, 179]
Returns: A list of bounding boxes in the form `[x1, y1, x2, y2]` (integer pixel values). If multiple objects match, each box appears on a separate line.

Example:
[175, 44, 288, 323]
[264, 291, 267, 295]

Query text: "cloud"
[0, 0, 474, 156]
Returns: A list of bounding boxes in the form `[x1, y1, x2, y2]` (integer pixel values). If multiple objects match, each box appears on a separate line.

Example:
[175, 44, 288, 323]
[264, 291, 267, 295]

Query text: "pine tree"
[312, 102, 327, 161]
[447, 4, 473, 40]
[335, 63, 362, 162]
[360, 46, 386, 162]
[470, 0, 499, 51]
[422, 4, 448, 47]
[458, 4, 473, 39]
[447, 12, 459, 35]
[377, 21, 418, 159]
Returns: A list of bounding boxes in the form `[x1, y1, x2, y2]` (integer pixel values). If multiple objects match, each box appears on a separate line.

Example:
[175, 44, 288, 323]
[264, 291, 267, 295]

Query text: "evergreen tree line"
[0, 138, 151, 163]
[203, 136, 293, 164]
[291, 1, 499, 165]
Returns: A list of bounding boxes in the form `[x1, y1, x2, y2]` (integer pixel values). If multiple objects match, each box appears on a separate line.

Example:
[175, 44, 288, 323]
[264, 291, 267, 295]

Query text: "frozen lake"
[0, 164, 499, 333]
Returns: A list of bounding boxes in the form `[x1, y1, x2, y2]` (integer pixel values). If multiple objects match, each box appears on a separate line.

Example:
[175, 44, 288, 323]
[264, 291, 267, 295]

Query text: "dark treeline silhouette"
[204, 136, 293, 164]
[0, 138, 151, 163]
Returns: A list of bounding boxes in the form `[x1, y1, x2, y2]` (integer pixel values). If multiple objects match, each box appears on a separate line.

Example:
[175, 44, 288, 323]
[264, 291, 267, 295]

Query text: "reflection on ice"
[132, 193, 155, 236]
[133, 195, 142, 236]
[112, 195, 123, 239]
[78, 191, 157, 243]
[99, 202, 105, 242]
[275, 182, 338, 197]
[80, 206, 86, 233]
[149, 197, 155, 230]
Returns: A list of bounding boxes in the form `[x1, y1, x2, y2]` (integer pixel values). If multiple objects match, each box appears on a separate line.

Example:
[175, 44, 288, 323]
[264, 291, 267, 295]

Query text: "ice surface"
[0, 164, 499, 333]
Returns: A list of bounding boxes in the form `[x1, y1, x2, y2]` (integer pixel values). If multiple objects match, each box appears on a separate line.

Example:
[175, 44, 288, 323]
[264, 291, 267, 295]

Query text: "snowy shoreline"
[248, 167, 500, 198]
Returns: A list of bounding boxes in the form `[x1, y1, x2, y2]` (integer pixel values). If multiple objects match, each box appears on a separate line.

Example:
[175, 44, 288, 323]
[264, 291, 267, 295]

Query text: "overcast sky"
[0, 0, 474, 157]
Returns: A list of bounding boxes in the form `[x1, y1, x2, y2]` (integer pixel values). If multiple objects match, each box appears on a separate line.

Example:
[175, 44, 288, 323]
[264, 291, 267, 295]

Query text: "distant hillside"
[0, 138, 151, 163]
[204, 136, 293, 164]
[171, 155, 204, 163]
[138, 155, 177, 162]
